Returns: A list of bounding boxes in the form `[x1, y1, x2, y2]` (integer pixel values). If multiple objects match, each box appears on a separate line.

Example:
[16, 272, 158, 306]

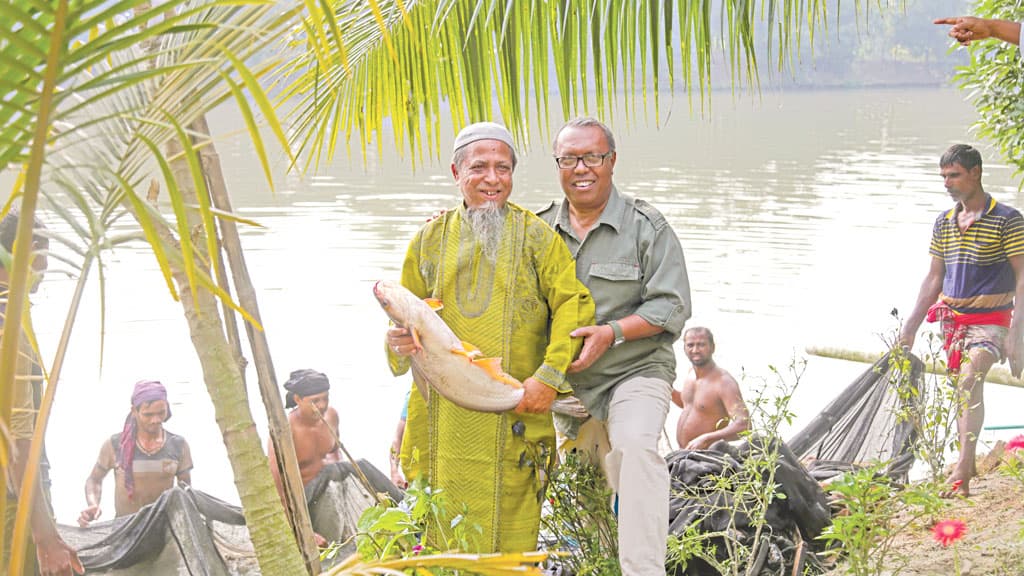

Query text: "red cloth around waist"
[925, 302, 1011, 372]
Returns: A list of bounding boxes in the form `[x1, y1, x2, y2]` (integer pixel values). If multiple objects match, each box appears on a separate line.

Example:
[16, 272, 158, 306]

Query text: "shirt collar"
[945, 194, 995, 220]
[553, 185, 625, 234]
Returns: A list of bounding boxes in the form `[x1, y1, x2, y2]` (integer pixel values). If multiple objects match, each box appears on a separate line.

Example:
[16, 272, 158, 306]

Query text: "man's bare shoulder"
[709, 365, 741, 388]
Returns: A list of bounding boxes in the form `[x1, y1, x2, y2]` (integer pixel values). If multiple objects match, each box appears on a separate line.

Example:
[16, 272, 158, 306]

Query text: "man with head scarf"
[268, 369, 340, 492]
[386, 122, 594, 553]
[267, 369, 339, 548]
[78, 380, 192, 524]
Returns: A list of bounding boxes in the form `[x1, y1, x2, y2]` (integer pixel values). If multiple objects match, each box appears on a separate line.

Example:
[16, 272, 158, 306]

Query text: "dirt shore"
[828, 471, 1024, 575]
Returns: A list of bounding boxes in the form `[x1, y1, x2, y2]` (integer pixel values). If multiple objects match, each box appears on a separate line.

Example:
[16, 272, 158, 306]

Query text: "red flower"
[1007, 434, 1024, 453]
[412, 544, 424, 555]
[933, 519, 967, 547]
[950, 479, 963, 492]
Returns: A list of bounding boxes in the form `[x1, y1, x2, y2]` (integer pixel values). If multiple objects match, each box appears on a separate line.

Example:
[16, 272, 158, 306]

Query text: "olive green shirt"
[538, 186, 691, 420]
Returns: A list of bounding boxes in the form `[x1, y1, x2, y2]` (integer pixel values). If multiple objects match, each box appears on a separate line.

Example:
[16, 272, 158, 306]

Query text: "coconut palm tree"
[0, 0, 316, 573]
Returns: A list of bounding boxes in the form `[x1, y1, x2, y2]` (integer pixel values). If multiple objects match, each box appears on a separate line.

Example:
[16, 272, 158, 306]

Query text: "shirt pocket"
[589, 260, 640, 282]
[588, 260, 642, 321]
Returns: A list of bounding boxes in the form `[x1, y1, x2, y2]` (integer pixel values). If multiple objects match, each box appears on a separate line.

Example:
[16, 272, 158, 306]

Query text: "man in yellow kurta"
[385, 122, 594, 553]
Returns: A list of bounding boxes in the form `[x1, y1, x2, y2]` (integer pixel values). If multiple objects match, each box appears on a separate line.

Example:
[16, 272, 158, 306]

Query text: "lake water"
[16, 87, 1024, 524]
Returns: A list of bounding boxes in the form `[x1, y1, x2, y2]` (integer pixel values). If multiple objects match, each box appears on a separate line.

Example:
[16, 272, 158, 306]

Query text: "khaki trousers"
[562, 375, 671, 576]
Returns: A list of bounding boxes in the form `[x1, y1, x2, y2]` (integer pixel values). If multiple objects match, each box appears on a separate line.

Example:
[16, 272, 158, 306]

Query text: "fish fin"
[410, 327, 423, 353]
[458, 341, 483, 359]
[411, 364, 430, 404]
[424, 298, 444, 312]
[472, 357, 523, 388]
[551, 396, 590, 418]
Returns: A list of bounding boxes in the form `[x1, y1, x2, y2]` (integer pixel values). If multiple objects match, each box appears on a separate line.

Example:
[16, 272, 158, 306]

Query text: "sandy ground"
[827, 470, 1024, 575]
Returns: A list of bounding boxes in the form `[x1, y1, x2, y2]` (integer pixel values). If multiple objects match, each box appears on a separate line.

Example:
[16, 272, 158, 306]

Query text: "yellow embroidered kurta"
[389, 203, 593, 552]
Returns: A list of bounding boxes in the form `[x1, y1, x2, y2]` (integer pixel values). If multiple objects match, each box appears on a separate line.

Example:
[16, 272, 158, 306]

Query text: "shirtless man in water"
[269, 369, 341, 488]
[268, 369, 340, 547]
[673, 327, 750, 450]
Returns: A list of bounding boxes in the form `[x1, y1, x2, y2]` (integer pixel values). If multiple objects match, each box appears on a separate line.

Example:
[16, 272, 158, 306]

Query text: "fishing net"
[58, 460, 401, 575]
[663, 351, 923, 575]
[788, 351, 923, 482]
[665, 437, 830, 575]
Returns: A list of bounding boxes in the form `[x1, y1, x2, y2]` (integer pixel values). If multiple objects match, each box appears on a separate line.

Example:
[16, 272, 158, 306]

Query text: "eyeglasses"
[554, 152, 613, 170]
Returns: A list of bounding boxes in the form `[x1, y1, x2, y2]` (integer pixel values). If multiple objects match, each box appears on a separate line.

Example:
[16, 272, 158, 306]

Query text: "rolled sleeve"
[635, 225, 691, 337]
[534, 235, 595, 393]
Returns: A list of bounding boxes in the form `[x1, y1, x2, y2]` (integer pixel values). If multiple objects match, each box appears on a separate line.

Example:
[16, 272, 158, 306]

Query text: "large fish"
[373, 280, 588, 417]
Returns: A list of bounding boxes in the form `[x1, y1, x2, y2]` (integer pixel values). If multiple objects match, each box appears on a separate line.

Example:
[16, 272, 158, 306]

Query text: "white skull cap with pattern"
[453, 122, 515, 154]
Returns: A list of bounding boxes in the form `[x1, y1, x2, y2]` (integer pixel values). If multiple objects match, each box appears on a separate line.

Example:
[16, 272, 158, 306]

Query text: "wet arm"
[900, 257, 944, 348]
[83, 464, 106, 512]
[389, 418, 407, 488]
[1005, 254, 1024, 376]
[14, 439, 83, 574]
[670, 387, 684, 409]
[718, 380, 751, 440]
[324, 407, 341, 462]
[79, 442, 111, 526]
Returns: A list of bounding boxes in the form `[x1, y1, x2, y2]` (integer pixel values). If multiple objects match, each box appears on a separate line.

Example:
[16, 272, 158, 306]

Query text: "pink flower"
[933, 519, 967, 547]
[1007, 434, 1024, 453]
[411, 544, 424, 555]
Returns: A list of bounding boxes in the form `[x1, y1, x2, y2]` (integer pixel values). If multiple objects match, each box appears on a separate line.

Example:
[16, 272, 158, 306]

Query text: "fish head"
[373, 280, 413, 326]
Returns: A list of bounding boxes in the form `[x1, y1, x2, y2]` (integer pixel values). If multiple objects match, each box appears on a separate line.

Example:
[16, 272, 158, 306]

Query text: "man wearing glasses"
[538, 117, 691, 576]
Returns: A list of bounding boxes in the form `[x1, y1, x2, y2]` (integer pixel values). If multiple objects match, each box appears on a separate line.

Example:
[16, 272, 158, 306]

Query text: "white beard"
[464, 201, 505, 262]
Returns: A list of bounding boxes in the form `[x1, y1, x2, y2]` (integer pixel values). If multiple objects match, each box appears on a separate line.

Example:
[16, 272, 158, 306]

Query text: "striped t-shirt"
[930, 196, 1024, 314]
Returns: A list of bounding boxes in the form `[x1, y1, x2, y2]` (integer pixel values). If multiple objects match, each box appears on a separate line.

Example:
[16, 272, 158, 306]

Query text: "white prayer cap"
[453, 122, 515, 154]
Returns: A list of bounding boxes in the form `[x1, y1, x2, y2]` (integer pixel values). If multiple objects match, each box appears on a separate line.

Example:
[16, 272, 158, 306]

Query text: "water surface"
[19, 87, 1024, 523]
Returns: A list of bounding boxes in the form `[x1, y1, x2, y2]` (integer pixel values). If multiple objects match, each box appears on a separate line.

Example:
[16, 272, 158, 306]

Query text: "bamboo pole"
[805, 346, 1024, 390]
[159, 138, 310, 574]
[207, 202, 247, 390]
[192, 116, 320, 573]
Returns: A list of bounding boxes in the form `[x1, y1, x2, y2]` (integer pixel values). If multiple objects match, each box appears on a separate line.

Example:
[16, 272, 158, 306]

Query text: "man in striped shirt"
[900, 144, 1024, 497]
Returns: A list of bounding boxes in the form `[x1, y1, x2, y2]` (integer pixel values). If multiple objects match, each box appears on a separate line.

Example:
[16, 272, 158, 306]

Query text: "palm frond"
[281, 0, 847, 168]
[2, 0, 312, 572]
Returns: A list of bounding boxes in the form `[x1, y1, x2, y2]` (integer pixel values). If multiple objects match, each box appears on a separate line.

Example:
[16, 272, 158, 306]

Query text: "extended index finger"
[933, 17, 959, 25]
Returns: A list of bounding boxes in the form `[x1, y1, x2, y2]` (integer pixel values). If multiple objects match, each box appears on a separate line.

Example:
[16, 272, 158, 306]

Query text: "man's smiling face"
[554, 125, 617, 211]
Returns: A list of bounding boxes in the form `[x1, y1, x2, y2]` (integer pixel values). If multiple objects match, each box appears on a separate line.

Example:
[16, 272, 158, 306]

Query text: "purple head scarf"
[117, 379, 169, 500]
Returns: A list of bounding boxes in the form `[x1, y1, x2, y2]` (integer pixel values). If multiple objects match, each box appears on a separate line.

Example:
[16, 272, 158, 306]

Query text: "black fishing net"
[788, 351, 923, 483]
[665, 351, 923, 575]
[58, 460, 400, 575]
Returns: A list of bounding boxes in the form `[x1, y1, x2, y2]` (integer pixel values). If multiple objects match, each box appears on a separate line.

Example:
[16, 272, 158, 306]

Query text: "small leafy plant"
[343, 477, 482, 567]
[886, 321, 963, 482]
[817, 463, 947, 576]
[540, 449, 621, 576]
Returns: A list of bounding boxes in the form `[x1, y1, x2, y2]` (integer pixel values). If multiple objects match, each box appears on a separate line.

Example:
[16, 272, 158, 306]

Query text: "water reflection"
[14, 87, 1024, 523]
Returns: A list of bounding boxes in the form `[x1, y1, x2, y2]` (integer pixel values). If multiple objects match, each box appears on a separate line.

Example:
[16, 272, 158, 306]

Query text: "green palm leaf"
[2, 0, 320, 572]
[281, 0, 848, 167]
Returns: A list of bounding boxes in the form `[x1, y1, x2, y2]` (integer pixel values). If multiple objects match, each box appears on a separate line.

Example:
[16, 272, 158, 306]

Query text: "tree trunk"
[152, 137, 308, 574]
[195, 115, 321, 572]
